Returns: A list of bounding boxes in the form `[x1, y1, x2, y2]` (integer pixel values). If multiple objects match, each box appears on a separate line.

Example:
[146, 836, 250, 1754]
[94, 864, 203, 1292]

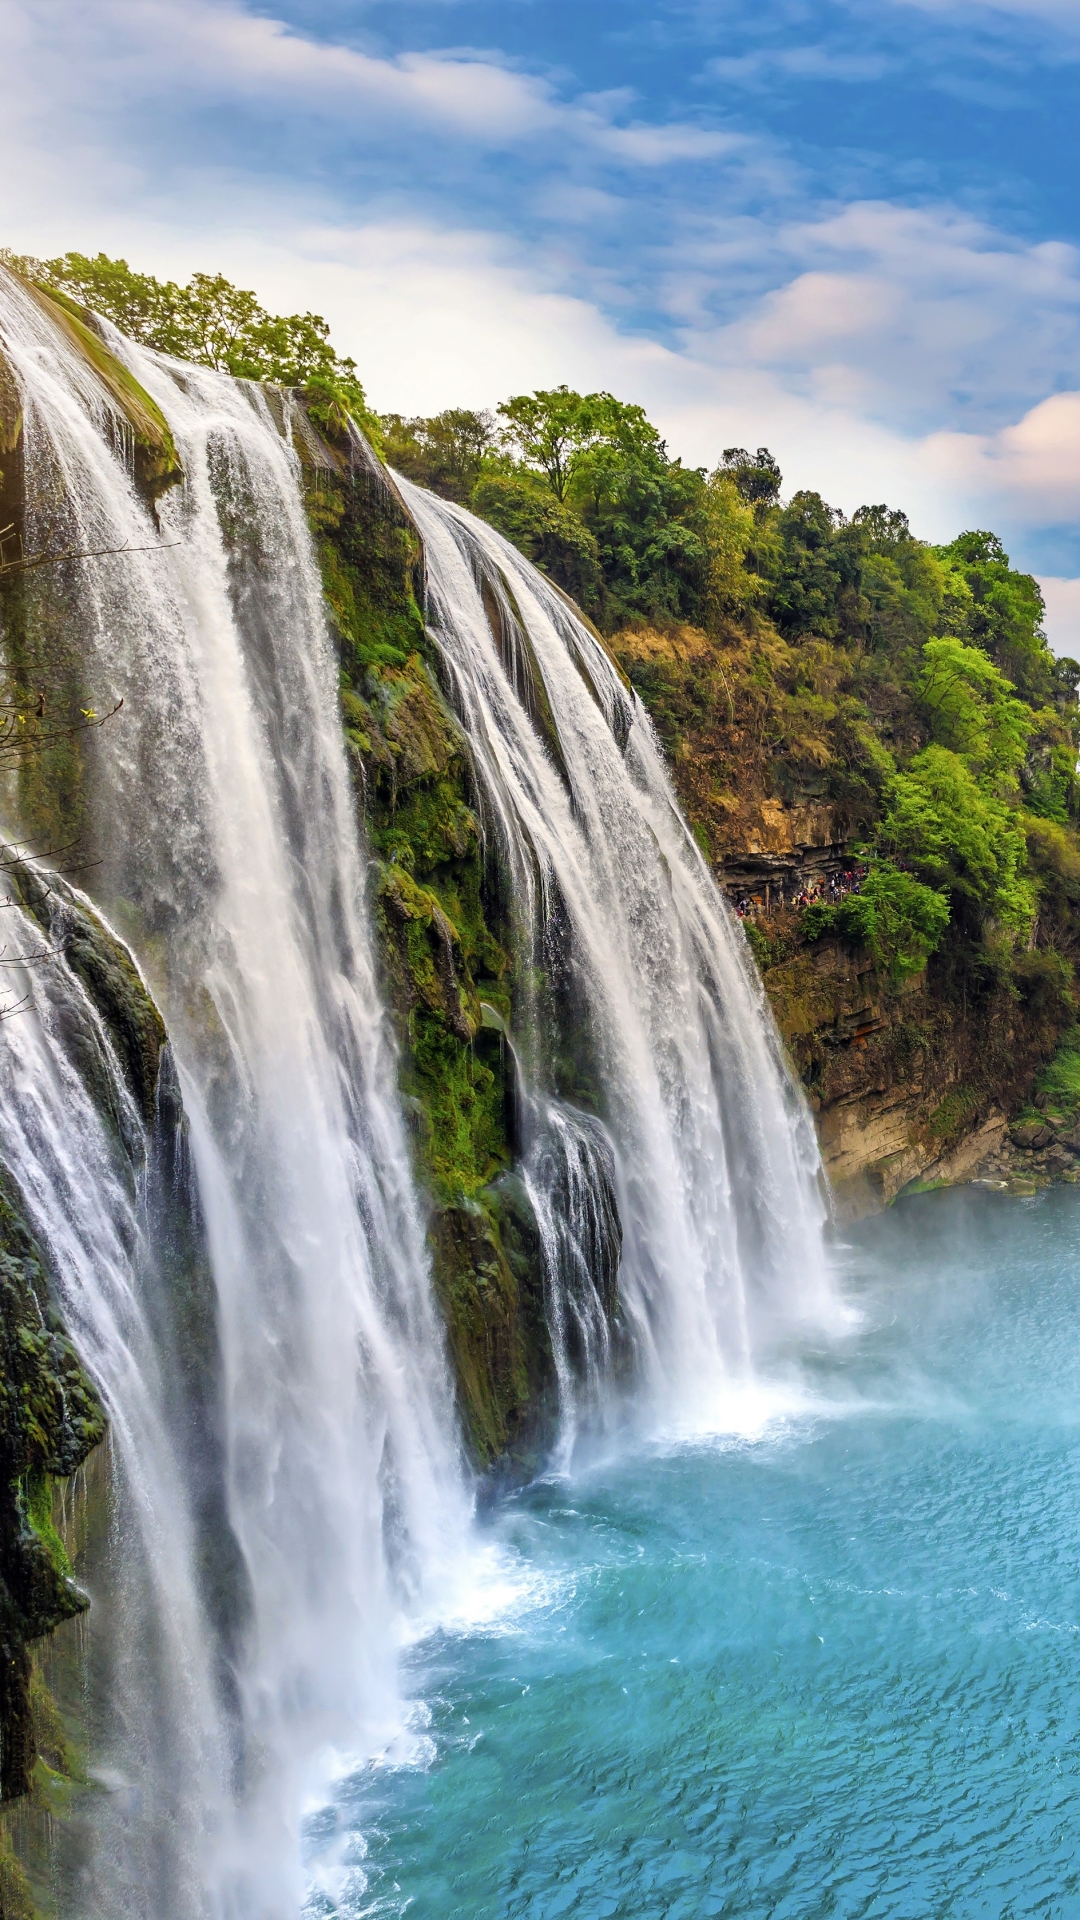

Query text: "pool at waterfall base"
[307, 1185, 1080, 1918]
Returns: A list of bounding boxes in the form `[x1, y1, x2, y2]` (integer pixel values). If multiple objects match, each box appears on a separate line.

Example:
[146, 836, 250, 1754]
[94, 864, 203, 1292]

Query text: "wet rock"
[1010, 1122, 1053, 1149]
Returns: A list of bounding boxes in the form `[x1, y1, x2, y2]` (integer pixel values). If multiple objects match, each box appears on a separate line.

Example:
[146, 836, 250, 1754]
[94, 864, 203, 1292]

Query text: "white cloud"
[708, 45, 890, 87]
[146, 215, 967, 536]
[3, 0, 1080, 575]
[887, 0, 1080, 27]
[1037, 578, 1080, 658]
[677, 202, 1080, 439]
[925, 391, 1080, 523]
[5, 0, 737, 163]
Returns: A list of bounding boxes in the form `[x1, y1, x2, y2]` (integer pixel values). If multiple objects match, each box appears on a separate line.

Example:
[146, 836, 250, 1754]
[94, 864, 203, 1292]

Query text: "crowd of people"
[733, 863, 868, 921]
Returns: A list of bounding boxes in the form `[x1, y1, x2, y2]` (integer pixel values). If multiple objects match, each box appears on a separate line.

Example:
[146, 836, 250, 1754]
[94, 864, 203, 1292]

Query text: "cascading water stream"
[0, 876, 229, 1914]
[0, 269, 469, 1917]
[393, 477, 839, 1447]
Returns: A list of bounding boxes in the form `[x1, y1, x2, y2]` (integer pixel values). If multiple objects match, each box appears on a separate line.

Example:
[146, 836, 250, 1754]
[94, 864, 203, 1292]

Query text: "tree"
[469, 473, 604, 612]
[917, 637, 1034, 785]
[805, 863, 950, 982]
[380, 409, 495, 503]
[880, 745, 1034, 938]
[719, 447, 782, 510]
[496, 386, 603, 501]
[766, 492, 855, 640]
[13, 251, 374, 428]
[936, 529, 1049, 702]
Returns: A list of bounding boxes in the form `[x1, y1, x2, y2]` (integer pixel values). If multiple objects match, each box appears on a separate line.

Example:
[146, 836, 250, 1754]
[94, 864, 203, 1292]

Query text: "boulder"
[1010, 1122, 1052, 1150]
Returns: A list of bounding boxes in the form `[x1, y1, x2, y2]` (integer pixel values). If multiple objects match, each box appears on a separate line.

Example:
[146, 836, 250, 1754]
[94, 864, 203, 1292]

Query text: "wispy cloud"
[8, 0, 739, 162]
[707, 44, 892, 88]
[927, 390, 1080, 524]
[885, 0, 1080, 31]
[3, 0, 1080, 574]
[696, 202, 1080, 431]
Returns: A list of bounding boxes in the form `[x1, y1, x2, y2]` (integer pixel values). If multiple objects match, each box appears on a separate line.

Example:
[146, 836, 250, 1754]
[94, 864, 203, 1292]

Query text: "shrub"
[881, 745, 1035, 940]
[804, 862, 950, 981]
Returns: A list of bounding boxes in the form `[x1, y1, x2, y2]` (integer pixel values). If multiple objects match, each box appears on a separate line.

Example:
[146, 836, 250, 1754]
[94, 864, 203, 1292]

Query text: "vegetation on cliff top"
[0, 248, 378, 440]
[388, 391, 1080, 1012]
[9, 248, 1072, 1011]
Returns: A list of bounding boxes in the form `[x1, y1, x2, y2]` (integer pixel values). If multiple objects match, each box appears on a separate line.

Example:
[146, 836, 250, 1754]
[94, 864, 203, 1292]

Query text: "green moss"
[27, 283, 182, 498]
[924, 1084, 980, 1147]
[22, 1476, 71, 1584]
[0, 1177, 105, 1803]
[431, 1195, 553, 1473]
[0, 1823, 34, 1920]
[1035, 1025, 1080, 1114]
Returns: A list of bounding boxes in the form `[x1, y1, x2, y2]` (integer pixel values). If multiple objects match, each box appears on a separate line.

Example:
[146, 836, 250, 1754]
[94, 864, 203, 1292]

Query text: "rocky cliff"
[612, 622, 1080, 1220]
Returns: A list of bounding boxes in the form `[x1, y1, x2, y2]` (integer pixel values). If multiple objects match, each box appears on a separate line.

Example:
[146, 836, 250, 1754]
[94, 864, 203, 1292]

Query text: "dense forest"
[10, 248, 1080, 1033]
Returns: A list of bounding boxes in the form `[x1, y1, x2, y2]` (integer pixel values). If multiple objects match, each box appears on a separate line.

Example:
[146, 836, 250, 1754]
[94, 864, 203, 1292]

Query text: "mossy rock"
[27, 283, 182, 499]
[430, 1183, 555, 1474]
[304, 419, 568, 1471]
[0, 1177, 105, 1803]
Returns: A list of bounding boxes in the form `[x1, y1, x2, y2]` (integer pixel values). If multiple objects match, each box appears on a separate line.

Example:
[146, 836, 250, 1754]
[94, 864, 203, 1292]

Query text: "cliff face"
[612, 623, 1078, 1220]
[708, 800, 1064, 1218]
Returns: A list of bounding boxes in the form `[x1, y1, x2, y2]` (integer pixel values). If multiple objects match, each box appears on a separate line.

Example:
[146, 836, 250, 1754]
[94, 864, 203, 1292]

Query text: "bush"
[1035, 1023, 1080, 1108]
[804, 862, 950, 981]
[470, 473, 604, 612]
[881, 745, 1035, 939]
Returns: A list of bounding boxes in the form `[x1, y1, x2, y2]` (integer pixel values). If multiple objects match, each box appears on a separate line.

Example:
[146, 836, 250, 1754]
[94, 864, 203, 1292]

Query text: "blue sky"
[5, 0, 1080, 642]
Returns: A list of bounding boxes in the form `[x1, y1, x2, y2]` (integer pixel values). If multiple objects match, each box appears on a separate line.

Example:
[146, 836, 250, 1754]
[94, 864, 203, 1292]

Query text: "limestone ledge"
[739, 799, 1065, 1223]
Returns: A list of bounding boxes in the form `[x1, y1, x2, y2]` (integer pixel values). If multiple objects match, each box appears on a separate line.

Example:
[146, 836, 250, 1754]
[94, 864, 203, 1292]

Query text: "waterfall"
[393, 477, 837, 1448]
[0, 270, 468, 1918]
[0, 257, 838, 1914]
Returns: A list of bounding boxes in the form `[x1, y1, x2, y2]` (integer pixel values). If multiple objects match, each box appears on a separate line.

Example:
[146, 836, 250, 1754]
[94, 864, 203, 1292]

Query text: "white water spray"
[0, 878, 229, 1914]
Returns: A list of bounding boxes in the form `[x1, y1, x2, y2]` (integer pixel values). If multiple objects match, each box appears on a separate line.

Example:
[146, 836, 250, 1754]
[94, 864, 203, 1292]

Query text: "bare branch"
[0, 542, 179, 582]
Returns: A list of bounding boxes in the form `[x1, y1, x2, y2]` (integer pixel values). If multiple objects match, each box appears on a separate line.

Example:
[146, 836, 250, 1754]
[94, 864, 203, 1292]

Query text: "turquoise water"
[310, 1187, 1080, 1918]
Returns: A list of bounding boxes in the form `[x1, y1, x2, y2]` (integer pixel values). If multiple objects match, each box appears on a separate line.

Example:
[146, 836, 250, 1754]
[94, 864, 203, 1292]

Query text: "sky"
[4, 0, 1080, 647]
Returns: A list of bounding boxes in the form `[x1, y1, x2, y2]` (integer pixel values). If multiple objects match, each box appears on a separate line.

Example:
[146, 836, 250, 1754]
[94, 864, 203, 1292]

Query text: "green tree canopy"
[718, 446, 782, 510]
[7, 250, 373, 425]
[806, 862, 951, 982]
[881, 745, 1035, 938]
[381, 409, 495, 503]
[495, 386, 603, 501]
[917, 636, 1034, 784]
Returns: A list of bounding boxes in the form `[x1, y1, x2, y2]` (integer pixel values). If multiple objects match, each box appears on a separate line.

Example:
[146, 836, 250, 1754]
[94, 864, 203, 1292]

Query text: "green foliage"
[1035, 1024, 1080, 1110]
[475, 385, 710, 625]
[936, 530, 1050, 701]
[381, 408, 495, 503]
[768, 491, 858, 640]
[495, 385, 604, 500]
[881, 745, 1035, 938]
[925, 1084, 981, 1145]
[700, 472, 760, 620]
[11, 250, 377, 435]
[718, 446, 782, 510]
[804, 862, 951, 981]
[917, 636, 1033, 782]
[470, 472, 604, 612]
